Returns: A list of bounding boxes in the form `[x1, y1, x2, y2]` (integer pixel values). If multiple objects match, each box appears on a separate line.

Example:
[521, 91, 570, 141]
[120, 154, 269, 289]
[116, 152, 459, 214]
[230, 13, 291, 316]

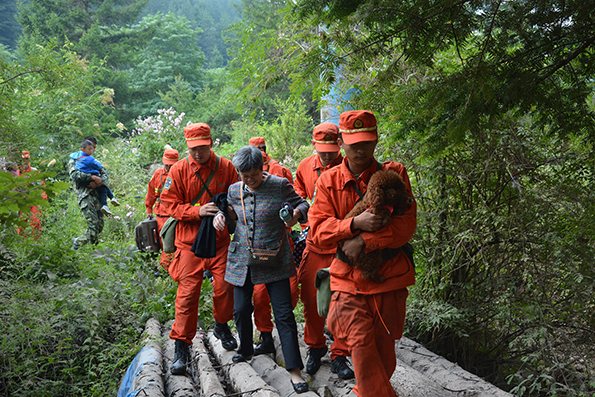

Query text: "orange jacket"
[308, 158, 416, 295]
[145, 167, 168, 216]
[159, 151, 238, 251]
[294, 153, 343, 201]
[264, 153, 293, 183]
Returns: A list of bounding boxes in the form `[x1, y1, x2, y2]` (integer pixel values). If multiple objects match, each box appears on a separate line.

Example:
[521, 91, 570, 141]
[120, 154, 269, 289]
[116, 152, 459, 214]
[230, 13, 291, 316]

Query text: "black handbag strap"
[186, 155, 219, 205]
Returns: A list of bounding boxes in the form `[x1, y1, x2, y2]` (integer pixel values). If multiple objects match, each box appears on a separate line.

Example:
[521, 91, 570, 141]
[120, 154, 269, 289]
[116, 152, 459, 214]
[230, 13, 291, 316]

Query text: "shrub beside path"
[125, 318, 513, 397]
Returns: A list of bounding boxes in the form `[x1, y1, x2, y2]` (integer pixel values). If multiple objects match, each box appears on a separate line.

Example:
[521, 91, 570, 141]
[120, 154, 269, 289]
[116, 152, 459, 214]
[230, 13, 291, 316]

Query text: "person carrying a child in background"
[145, 148, 179, 269]
[70, 139, 120, 216]
[69, 136, 108, 250]
[308, 110, 416, 397]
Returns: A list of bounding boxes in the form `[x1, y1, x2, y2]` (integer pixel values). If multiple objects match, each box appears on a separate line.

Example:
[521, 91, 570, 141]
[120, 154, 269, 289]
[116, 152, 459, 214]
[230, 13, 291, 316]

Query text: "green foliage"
[0, 170, 67, 229]
[226, 0, 319, 124]
[0, 138, 178, 396]
[0, 0, 21, 49]
[124, 12, 206, 118]
[143, 0, 241, 67]
[403, 116, 595, 394]
[0, 41, 116, 162]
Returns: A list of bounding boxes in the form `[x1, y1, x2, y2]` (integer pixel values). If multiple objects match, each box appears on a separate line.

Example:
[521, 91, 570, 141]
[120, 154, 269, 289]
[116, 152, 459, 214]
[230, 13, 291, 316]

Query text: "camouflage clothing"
[69, 158, 109, 248]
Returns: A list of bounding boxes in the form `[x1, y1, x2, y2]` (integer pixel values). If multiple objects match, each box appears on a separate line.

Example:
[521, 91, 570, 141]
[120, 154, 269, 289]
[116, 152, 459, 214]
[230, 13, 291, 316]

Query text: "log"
[190, 333, 226, 397]
[395, 337, 514, 397]
[207, 330, 280, 397]
[126, 317, 166, 397]
[250, 354, 318, 397]
[161, 321, 199, 397]
[271, 326, 356, 397]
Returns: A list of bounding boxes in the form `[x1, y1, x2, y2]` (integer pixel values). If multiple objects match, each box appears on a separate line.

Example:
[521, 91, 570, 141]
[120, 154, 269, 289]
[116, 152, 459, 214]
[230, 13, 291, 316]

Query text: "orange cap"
[312, 123, 340, 152]
[162, 148, 179, 165]
[184, 123, 212, 148]
[249, 137, 266, 147]
[22, 150, 31, 159]
[338, 110, 378, 145]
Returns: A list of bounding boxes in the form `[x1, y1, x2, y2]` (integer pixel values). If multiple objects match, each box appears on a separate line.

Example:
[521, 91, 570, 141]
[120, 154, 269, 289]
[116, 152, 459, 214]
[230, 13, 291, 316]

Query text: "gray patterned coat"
[225, 174, 309, 286]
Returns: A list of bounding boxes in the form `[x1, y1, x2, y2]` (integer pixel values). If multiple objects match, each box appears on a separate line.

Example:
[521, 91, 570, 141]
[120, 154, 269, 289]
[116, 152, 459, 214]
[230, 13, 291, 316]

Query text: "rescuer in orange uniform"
[308, 110, 416, 397]
[159, 123, 239, 375]
[293, 123, 354, 379]
[17, 150, 46, 237]
[248, 136, 298, 356]
[145, 148, 179, 269]
[248, 137, 293, 182]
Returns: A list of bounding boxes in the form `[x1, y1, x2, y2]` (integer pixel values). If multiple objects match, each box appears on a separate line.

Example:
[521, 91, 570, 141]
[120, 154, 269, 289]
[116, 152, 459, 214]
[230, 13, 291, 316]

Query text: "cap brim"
[162, 158, 177, 165]
[340, 131, 377, 145]
[186, 138, 212, 148]
[314, 142, 340, 152]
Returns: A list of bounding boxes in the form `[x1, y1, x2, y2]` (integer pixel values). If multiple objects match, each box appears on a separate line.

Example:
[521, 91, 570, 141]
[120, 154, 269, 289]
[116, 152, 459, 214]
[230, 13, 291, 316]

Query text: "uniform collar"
[188, 150, 216, 171]
[338, 157, 378, 190]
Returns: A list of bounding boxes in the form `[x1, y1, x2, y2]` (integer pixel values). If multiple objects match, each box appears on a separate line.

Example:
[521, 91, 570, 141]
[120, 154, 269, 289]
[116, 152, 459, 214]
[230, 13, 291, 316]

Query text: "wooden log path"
[126, 318, 513, 397]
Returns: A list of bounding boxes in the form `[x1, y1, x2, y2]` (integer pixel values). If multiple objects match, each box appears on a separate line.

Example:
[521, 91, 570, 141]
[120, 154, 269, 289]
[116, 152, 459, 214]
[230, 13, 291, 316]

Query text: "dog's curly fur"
[342, 170, 412, 282]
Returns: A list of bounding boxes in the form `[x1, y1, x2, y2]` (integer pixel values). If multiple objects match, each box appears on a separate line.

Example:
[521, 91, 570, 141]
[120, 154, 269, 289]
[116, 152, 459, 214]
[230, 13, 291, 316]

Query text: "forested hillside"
[1, 0, 594, 396]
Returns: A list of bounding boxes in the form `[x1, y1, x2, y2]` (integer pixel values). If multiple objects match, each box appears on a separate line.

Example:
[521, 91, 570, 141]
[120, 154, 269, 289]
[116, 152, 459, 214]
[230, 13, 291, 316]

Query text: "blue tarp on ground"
[117, 346, 160, 397]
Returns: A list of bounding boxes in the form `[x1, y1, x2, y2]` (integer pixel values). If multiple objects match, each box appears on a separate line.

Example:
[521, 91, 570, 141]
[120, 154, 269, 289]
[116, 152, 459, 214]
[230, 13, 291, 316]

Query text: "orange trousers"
[253, 275, 299, 333]
[17, 206, 42, 238]
[155, 216, 173, 269]
[169, 246, 234, 345]
[327, 289, 408, 397]
[297, 248, 349, 358]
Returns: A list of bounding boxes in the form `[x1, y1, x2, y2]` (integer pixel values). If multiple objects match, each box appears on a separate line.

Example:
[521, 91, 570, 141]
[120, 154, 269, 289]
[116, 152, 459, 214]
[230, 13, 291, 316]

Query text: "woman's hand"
[213, 212, 226, 231]
[284, 208, 301, 228]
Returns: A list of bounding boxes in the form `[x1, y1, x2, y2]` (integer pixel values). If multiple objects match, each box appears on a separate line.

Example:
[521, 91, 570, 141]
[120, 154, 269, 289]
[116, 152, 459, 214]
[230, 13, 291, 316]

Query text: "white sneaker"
[101, 205, 113, 216]
[111, 198, 121, 207]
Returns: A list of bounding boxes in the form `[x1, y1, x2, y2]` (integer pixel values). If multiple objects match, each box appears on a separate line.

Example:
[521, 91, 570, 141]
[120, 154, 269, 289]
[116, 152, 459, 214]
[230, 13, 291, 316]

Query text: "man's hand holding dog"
[352, 209, 384, 232]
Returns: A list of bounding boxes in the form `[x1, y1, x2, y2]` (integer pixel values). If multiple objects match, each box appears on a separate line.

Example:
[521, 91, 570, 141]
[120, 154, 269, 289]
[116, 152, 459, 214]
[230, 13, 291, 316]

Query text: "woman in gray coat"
[214, 145, 310, 393]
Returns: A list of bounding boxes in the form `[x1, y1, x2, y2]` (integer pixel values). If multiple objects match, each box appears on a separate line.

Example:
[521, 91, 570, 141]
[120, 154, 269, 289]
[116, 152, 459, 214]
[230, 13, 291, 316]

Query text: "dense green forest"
[1, 0, 594, 396]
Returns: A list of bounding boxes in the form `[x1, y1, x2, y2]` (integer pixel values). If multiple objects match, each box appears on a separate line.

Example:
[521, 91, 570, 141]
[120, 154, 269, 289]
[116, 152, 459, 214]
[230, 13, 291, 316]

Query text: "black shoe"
[170, 339, 190, 375]
[291, 380, 309, 394]
[254, 332, 275, 356]
[331, 356, 355, 380]
[71, 237, 78, 251]
[213, 322, 238, 351]
[232, 352, 253, 363]
[305, 345, 328, 375]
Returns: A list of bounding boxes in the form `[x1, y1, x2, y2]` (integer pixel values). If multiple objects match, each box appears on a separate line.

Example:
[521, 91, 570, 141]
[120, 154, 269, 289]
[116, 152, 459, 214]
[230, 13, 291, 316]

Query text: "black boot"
[170, 339, 190, 375]
[254, 332, 275, 356]
[213, 322, 238, 351]
[305, 345, 328, 375]
[331, 355, 355, 379]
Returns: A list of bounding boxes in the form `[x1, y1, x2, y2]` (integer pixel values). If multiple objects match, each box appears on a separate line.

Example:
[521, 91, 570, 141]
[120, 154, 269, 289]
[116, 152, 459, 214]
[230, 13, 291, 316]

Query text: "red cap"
[162, 148, 179, 165]
[249, 137, 266, 147]
[22, 150, 30, 159]
[338, 110, 378, 145]
[312, 123, 340, 152]
[184, 123, 212, 148]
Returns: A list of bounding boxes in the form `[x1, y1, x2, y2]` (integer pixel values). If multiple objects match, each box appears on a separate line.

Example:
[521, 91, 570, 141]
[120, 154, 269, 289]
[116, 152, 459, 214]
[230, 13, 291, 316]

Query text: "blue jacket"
[225, 174, 309, 286]
[69, 151, 102, 175]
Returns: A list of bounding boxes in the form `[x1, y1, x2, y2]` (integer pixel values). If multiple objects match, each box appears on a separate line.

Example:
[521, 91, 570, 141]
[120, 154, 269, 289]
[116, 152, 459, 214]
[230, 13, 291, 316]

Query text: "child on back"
[69, 140, 120, 215]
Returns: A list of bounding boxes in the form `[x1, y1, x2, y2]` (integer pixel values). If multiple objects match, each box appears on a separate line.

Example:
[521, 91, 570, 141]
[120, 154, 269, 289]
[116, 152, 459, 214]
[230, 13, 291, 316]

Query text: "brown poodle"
[341, 169, 412, 282]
